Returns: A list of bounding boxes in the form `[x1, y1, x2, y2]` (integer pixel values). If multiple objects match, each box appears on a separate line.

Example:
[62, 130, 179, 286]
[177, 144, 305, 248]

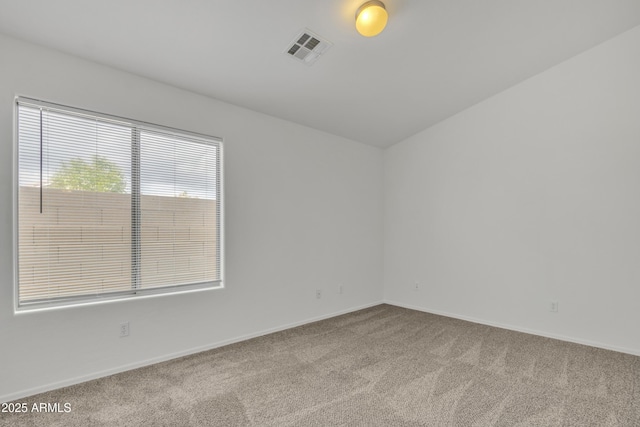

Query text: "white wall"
[384, 25, 640, 355]
[0, 34, 384, 401]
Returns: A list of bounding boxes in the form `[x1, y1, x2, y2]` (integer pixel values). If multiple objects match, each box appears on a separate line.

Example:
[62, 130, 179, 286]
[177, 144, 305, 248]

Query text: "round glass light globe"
[356, 3, 388, 37]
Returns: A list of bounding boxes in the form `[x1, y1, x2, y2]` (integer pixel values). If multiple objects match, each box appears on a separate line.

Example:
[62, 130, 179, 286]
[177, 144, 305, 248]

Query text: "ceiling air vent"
[285, 29, 332, 66]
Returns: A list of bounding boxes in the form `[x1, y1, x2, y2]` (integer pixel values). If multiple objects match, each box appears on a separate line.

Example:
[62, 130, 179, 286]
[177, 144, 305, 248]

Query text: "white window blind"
[16, 98, 223, 308]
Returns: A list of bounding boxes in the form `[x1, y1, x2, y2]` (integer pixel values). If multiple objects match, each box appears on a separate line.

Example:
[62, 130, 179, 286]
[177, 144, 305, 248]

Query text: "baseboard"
[384, 300, 640, 357]
[1, 301, 383, 403]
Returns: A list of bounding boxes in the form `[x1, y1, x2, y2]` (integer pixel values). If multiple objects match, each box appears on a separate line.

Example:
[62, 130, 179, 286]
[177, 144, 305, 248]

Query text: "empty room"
[1, 1, 640, 426]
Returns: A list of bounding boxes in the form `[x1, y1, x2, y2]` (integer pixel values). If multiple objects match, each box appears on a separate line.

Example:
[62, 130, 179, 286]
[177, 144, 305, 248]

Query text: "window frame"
[13, 97, 224, 311]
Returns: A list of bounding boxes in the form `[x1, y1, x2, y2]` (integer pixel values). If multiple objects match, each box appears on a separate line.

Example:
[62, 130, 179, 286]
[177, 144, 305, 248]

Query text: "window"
[15, 97, 223, 309]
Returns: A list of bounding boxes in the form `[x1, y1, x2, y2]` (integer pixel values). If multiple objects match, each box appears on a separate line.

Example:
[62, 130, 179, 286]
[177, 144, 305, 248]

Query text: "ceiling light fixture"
[355, 1, 388, 37]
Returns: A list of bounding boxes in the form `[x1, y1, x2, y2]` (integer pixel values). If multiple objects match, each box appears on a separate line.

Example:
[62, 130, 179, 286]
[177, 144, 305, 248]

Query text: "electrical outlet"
[119, 321, 130, 337]
[316, 289, 322, 299]
[339, 285, 343, 294]
[414, 282, 419, 291]
[549, 301, 558, 313]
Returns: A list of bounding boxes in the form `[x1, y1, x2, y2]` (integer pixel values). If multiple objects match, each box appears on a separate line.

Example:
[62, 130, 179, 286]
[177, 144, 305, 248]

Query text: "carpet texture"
[2, 304, 639, 426]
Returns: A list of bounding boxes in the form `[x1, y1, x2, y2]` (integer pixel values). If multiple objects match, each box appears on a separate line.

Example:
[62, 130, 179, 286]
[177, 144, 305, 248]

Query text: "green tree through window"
[50, 155, 126, 193]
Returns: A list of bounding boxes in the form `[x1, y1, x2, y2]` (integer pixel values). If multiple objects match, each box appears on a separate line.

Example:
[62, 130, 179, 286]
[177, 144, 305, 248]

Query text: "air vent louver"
[285, 29, 332, 66]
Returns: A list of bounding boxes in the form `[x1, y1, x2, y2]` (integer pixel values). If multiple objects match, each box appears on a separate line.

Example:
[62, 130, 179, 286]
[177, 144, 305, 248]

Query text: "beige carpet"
[2, 304, 639, 426]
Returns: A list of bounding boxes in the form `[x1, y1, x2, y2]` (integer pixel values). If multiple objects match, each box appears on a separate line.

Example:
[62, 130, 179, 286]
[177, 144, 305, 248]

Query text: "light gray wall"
[384, 25, 640, 355]
[0, 34, 384, 401]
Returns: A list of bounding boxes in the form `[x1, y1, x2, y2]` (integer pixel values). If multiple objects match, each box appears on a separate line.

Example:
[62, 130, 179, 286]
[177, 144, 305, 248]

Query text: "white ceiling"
[1, 1, 640, 148]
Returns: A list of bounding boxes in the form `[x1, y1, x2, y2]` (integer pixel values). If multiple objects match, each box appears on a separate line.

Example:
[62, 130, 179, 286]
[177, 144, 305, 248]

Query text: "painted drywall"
[0, 34, 384, 401]
[384, 25, 640, 355]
